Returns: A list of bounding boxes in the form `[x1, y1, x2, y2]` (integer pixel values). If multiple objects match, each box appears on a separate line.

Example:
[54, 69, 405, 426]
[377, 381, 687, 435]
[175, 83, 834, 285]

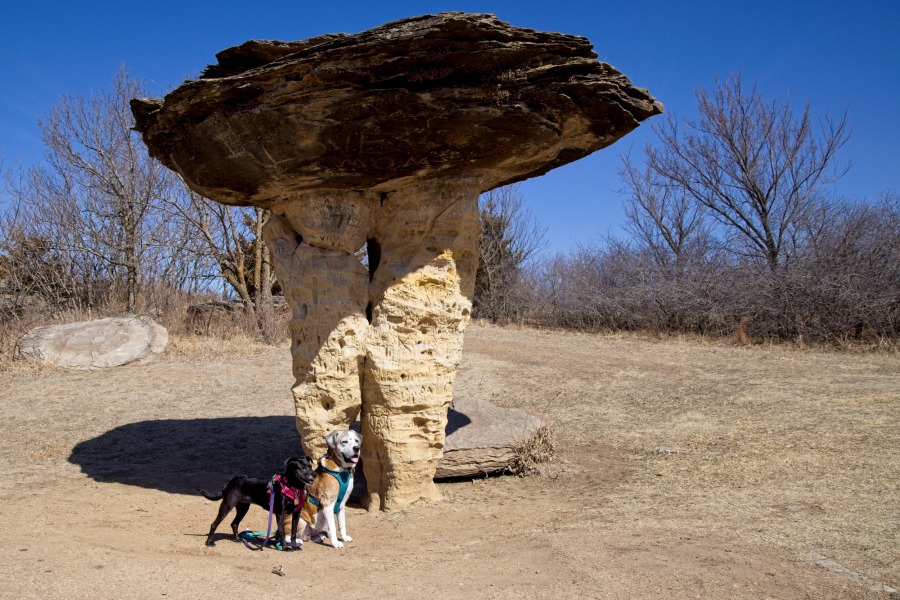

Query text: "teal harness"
[307, 464, 351, 514]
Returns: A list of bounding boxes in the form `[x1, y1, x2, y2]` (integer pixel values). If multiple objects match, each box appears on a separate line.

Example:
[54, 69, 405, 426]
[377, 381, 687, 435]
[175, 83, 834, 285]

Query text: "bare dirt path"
[1, 324, 897, 599]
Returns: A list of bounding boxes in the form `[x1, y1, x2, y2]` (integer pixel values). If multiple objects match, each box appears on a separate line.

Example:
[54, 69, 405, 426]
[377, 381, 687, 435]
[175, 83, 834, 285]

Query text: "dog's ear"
[326, 431, 338, 449]
[285, 457, 297, 466]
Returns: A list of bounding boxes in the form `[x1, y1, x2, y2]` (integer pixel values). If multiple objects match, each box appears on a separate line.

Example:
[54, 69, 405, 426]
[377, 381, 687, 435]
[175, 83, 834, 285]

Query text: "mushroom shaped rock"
[131, 12, 662, 511]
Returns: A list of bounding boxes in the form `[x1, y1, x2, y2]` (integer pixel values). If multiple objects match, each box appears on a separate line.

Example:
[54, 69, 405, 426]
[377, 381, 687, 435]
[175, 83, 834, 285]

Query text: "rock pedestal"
[131, 12, 662, 510]
[264, 181, 480, 509]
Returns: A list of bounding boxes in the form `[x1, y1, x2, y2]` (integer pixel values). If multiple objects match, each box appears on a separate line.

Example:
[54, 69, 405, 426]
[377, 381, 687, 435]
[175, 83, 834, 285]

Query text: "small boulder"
[436, 396, 549, 478]
[17, 316, 168, 370]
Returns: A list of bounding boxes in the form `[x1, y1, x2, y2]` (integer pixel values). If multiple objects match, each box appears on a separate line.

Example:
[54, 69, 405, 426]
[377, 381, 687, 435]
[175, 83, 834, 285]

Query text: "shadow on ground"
[69, 416, 303, 496]
[68, 408, 474, 500]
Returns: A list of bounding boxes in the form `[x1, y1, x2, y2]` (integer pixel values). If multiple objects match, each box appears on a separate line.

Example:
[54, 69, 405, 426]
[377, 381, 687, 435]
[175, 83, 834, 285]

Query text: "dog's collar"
[320, 455, 355, 473]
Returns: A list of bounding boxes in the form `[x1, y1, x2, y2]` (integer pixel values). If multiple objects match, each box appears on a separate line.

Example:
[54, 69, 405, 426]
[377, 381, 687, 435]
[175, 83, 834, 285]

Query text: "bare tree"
[8, 66, 177, 313]
[161, 190, 261, 306]
[250, 207, 274, 310]
[160, 190, 281, 339]
[475, 184, 546, 322]
[1, 69, 291, 345]
[620, 154, 711, 273]
[644, 73, 850, 272]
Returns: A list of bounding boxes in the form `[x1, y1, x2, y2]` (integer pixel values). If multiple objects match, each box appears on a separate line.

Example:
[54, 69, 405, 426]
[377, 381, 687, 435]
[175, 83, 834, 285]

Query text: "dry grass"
[458, 322, 900, 587]
[165, 332, 291, 359]
[0, 321, 896, 597]
[508, 425, 555, 476]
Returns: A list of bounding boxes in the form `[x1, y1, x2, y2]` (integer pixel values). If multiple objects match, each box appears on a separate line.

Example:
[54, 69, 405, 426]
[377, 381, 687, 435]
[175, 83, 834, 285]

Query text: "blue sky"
[2, 0, 898, 254]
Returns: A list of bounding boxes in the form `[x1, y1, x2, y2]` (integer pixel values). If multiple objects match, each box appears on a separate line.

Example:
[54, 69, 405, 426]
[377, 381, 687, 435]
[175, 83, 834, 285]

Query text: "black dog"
[199, 456, 315, 549]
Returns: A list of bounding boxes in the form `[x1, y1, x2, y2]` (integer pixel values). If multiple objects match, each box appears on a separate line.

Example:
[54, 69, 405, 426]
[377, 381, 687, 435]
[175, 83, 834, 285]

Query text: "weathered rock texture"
[437, 396, 549, 478]
[17, 316, 168, 370]
[131, 12, 661, 510]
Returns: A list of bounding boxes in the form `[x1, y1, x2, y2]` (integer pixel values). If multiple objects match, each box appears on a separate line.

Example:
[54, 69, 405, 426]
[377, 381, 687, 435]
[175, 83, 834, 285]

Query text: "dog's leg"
[289, 512, 302, 550]
[337, 508, 352, 543]
[298, 520, 312, 543]
[275, 512, 289, 551]
[229, 502, 250, 541]
[205, 499, 236, 546]
[320, 505, 343, 548]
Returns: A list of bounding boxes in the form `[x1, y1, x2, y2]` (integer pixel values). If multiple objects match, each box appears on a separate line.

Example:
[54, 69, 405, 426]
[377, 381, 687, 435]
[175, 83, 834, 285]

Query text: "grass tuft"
[508, 425, 555, 476]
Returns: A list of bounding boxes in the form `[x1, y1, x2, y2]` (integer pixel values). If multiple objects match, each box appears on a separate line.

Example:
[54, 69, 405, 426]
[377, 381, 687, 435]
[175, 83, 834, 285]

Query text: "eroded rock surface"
[131, 12, 661, 510]
[131, 13, 662, 206]
[17, 316, 168, 370]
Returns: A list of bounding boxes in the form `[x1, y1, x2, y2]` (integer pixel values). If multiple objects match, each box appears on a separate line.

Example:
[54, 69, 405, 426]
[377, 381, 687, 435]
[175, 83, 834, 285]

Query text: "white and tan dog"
[299, 429, 361, 549]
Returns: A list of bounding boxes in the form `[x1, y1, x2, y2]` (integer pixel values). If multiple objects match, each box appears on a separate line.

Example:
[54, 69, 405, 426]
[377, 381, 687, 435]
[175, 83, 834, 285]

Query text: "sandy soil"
[0, 323, 897, 599]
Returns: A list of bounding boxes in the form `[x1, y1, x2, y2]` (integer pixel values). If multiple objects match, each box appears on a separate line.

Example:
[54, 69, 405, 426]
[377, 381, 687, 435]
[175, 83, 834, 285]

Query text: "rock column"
[264, 181, 480, 510]
[362, 180, 481, 510]
[264, 191, 374, 456]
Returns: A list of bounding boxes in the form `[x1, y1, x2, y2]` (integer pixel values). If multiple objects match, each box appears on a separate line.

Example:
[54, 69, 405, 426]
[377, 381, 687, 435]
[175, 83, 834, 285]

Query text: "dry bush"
[508, 425, 555, 476]
[520, 196, 899, 348]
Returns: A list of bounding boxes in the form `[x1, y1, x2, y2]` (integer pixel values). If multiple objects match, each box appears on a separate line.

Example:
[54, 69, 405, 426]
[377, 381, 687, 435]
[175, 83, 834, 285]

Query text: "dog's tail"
[198, 488, 223, 501]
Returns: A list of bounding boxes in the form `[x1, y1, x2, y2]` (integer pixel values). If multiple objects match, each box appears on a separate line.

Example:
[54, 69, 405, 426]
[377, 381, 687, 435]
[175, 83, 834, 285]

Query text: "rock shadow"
[69, 416, 304, 496]
[69, 409, 472, 498]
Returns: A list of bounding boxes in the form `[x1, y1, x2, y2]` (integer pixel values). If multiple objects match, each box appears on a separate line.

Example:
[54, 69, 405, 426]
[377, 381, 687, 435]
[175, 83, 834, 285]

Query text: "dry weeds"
[508, 425, 555, 476]
[164, 332, 291, 360]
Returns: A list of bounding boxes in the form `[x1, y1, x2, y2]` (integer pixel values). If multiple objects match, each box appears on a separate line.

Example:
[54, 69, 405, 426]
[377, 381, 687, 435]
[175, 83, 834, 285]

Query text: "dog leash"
[241, 477, 277, 551]
[241, 476, 306, 551]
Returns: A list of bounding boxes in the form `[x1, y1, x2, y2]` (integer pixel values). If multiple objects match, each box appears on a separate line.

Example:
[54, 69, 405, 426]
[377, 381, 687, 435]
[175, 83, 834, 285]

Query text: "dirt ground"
[0, 322, 897, 599]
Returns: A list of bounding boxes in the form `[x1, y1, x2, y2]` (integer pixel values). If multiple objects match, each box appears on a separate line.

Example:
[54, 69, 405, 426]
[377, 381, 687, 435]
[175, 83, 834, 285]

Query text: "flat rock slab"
[131, 12, 662, 206]
[436, 395, 548, 478]
[17, 316, 168, 370]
